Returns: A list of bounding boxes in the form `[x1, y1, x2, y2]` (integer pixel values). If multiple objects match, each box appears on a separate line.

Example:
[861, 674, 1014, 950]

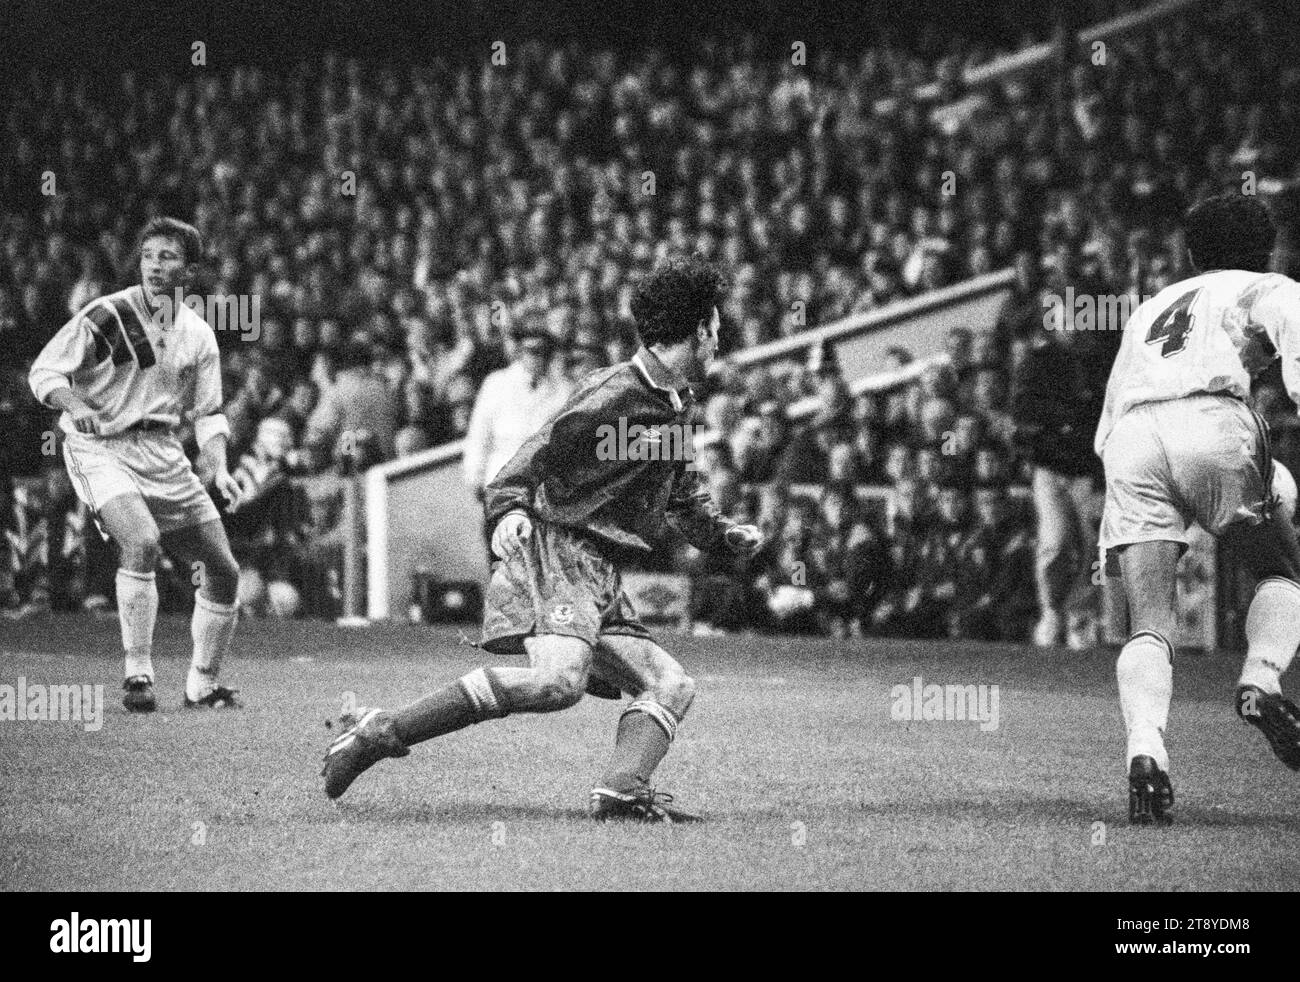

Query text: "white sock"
[1117, 631, 1173, 772]
[117, 569, 158, 682]
[1240, 576, 1300, 696]
[188, 593, 239, 701]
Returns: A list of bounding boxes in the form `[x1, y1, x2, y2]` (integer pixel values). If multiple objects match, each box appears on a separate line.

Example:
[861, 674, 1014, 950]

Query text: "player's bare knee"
[656, 669, 695, 717]
[202, 553, 241, 602]
[119, 534, 162, 572]
[535, 663, 586, 710]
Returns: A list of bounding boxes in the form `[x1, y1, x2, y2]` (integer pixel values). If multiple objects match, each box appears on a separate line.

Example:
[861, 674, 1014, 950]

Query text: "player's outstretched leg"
[98, 495, 163, 713]
[322, 635, 591, 800]
[164, 519, 242, 709]
[588, 635, 701, 823]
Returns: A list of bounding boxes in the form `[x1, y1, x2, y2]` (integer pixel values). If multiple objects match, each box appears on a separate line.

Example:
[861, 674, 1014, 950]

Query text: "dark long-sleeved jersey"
[484, 346, 737, 554]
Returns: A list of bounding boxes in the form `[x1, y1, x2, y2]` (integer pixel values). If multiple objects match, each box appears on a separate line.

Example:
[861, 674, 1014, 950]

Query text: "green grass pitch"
[2, 614, 1299, 891]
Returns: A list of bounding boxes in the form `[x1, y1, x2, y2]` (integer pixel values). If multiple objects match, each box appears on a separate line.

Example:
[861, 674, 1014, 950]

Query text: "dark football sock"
[599, 700, 679, 792]
[391, 668, 509, 746]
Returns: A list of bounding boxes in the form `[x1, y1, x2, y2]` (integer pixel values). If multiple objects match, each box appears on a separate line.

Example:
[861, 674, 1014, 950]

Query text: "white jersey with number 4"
[1095, 270, 1300, 455]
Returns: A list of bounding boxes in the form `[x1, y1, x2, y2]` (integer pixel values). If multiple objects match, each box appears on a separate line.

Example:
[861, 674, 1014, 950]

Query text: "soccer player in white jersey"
[28, 218, 244, 713]
[1096, 193, 1300, 824]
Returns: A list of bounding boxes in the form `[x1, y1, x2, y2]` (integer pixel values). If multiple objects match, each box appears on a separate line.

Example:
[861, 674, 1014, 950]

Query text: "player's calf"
[116, 569, 159, 685]
[597, 698, 683, 796]
[1116, 630, 1174, 773]
[1239, 576, 1300, 698]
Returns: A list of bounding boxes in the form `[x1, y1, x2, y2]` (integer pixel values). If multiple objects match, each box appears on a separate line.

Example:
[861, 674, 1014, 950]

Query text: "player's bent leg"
[162, 519, 241, 708]
[98, 493, 163, 712]
[589, 634, 700, 823]
[1116, 540, 1180, 823]
[1221, 513, 1300, 769]
[322, 635, 592, 800]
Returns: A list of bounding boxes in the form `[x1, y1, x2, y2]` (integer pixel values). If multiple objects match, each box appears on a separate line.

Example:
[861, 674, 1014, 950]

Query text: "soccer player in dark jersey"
[322, 256, 762, 822]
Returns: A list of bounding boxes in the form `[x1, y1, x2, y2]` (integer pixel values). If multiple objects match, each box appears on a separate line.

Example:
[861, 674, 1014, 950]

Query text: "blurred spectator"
[1010, 312, 1107, 650]
[0, 364, 55, 616]
[950, 485, 1037, 641]
[755, 497, 821, 634]
[565, 329, 609, 384]
[304, 341, 400, 469]
[462, 322, 572, 549]
[395, 425, 433, 458]
[227, 415, 310, 617]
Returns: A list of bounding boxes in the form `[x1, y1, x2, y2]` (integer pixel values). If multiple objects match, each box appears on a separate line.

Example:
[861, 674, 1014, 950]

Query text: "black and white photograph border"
[0, 0, 1297, 934]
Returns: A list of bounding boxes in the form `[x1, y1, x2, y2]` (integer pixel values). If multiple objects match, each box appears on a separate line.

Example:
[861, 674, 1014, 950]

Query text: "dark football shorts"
[480, 519, 654, 654]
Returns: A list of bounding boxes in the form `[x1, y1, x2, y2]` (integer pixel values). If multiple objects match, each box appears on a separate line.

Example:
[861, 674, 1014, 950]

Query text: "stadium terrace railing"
[902, 0, 1207, 108]
[727, 268, 1013, 382]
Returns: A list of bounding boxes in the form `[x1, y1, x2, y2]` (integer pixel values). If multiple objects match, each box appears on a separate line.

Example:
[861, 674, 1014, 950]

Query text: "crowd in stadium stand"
[3, 4, 1299, 638]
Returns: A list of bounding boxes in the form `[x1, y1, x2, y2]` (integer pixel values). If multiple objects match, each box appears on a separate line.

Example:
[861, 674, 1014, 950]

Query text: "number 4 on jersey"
[1145, 288, 1200, 357]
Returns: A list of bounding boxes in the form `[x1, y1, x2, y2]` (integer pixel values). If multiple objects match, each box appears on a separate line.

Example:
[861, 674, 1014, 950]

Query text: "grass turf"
[2, 613, 1299, 891]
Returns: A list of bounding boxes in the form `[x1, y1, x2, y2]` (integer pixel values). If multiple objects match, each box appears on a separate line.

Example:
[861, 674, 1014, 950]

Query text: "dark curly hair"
[1185, 193, 1276, 273]
[631, 254, 728, 347]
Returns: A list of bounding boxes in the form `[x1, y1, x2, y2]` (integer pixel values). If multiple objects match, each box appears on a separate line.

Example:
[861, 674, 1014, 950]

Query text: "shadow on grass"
[702, 791, 1300, 830]
[315, 800, 592, 824]
[850, 794, 1300, 830]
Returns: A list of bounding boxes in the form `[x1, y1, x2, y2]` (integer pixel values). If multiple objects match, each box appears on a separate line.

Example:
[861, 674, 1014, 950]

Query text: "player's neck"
[139, 283, 171, 319]
[648, 341, 696, 385]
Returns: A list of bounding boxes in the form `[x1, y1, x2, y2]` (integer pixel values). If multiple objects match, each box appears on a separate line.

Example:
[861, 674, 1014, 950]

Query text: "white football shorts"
[1100, 393, 1272, 572]
[63, 429, 220, 535]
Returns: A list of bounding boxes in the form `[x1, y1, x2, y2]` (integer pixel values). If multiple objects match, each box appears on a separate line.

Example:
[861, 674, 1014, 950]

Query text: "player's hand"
[67, 402, 99, 435]
[213, 468, 243, 513]
[724, 524, 763, 558]
[491, 511, 532, 559]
